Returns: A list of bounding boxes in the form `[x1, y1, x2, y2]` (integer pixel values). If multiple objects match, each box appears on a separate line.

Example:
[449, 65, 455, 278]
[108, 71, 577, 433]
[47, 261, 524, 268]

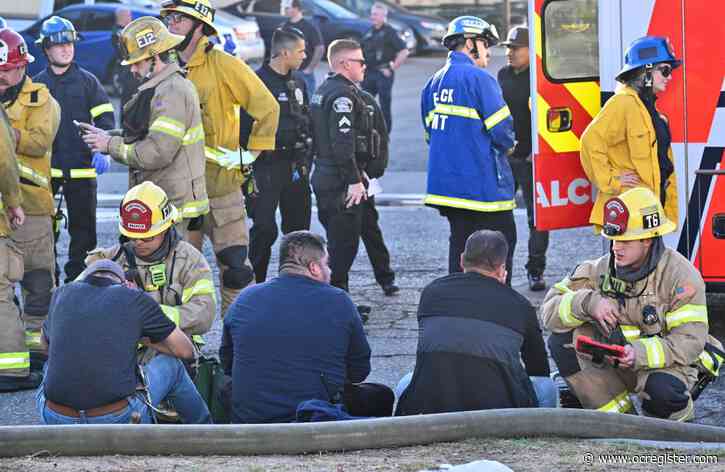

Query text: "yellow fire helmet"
[119, 181, 180, 239]
[119, 16, 185, 66]
[601, 187, 676, 241]
[160, 0, 219, 36]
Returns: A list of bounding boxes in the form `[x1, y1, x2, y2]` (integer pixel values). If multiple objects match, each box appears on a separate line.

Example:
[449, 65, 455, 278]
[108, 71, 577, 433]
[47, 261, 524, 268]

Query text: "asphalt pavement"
[2, 52, 723, 428]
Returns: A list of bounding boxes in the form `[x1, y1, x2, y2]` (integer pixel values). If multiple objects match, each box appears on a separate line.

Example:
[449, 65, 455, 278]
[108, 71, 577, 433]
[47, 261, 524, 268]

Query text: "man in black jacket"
[497, 26, 549, 291]
[249, 27, 312, 283]
[34, 16, 115, 283]
[395, 230, 556, 415]
[310, 39, 397, 295]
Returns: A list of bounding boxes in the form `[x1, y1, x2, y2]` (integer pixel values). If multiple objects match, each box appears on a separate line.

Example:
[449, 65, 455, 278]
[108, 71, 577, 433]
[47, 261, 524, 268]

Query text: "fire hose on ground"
[2, 408, 725, 457]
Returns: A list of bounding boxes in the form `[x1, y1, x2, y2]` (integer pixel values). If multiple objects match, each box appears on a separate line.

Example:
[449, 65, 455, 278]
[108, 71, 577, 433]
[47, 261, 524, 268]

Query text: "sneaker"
[382, 283, 399, 296]
[0, 371, 43, 393]
[528, 273, 546, 292]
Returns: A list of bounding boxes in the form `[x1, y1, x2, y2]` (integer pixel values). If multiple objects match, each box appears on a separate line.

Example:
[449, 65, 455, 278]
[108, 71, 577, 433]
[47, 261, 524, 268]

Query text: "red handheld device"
[575, 335, 626, 359]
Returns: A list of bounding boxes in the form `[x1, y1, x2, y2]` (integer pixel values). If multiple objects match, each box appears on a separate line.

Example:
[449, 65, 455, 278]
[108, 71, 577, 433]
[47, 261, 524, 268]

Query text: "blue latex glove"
[91, 152, 111, 175]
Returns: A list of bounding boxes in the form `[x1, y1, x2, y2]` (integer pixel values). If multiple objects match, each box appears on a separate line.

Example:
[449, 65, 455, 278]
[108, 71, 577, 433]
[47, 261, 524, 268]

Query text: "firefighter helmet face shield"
[601, 187, 676, 241]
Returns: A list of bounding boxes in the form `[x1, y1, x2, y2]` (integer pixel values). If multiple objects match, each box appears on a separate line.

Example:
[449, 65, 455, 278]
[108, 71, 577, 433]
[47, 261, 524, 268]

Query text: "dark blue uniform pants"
[509, 156, 549, 276]
[362, 69, 394, 132]
[247, 156, 312, 283]
[52, 178, 97, 283]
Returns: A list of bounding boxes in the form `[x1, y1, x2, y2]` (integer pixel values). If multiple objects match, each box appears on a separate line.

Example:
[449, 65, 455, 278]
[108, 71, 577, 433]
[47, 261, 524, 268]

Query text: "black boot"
[0, 371, 43, 393]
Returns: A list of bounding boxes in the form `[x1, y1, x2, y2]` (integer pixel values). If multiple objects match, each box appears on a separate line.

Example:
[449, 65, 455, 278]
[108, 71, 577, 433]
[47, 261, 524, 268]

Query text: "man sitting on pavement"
[395, 230, 556, 415]
[36, 259, 210, 424]
[220, 230, 394, 423]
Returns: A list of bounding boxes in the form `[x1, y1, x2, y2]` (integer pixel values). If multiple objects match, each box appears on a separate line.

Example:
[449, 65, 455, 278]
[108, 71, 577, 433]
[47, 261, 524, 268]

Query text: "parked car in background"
[329, 0, 445, 54]
[221, 0, 415, 59]
[20, 1, 264, 91]
[122, 0, 265, 62]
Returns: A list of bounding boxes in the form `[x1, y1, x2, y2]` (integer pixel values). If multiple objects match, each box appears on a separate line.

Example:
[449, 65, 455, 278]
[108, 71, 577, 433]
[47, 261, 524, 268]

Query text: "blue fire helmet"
[616, 36, 681, 81]
[442, 16, 499, 50]
[36, 16, 79, 48]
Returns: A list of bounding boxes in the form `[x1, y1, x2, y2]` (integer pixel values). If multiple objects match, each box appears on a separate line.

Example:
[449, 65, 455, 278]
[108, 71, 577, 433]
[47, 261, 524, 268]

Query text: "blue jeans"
[36, 354, 211, 424]
[394, 372, 559, 408]
[301, 71, 316, 101]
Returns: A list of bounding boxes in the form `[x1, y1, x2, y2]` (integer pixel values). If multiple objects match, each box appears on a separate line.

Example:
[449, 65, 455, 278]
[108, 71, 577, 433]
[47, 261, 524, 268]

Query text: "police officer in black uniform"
[248, 27, 313, 283]
[311, 39, 397, 295]
[34, 16, 115, 283]
[360, 2, 409, 132]
[497, 26, 549, 291]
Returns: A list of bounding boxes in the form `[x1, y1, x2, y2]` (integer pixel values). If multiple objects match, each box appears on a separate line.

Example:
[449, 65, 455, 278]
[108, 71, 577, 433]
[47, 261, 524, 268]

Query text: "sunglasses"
[655, 64, 672, 78]
[164, 12, 190, 25]
[345, 58, 366, 67]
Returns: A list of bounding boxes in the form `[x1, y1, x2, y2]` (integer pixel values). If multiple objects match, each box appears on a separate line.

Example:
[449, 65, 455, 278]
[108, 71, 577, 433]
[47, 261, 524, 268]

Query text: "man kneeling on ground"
[220, 230, 394, 423]
[396, 230, 557, 415]
[36, 260, 211, 424]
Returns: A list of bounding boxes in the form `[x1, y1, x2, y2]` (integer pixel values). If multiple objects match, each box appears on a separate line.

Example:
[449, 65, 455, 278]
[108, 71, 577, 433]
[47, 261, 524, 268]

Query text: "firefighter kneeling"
[86, 181, 216, 369]
[543, 187, 723, 421]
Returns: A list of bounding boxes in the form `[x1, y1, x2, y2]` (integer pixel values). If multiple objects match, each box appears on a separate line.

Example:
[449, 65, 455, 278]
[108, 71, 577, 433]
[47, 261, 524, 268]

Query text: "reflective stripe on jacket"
[4, 77, 60, 216]
[34, 63, 115, 177]
[86, 240, 216, 336]
[0, 107, 22, 237]
[580, 85, 678, 228]
[541, 248, 707, 376]
[421, 51, 515, 212]
[186, 37, 279, 198]
[108, 64, 208, 219]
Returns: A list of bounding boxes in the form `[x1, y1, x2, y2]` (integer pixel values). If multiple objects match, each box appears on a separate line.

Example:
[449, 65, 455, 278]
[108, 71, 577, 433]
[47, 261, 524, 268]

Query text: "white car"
[120, 0, 265, 62]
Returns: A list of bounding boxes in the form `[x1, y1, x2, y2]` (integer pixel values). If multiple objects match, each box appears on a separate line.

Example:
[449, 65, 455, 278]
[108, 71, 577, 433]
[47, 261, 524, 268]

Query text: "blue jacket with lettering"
[421, 51, 515, 212]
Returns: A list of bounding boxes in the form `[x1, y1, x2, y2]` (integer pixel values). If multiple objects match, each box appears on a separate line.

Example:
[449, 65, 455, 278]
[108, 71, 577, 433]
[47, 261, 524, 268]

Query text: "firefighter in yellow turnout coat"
[0, 29, 61, 361]
[0, 105, 40, 392]
[86, 182, 216, 358]
[543, 188, 720, 421]
[80, 17, 209, 240]
[161, 0, 279, 315]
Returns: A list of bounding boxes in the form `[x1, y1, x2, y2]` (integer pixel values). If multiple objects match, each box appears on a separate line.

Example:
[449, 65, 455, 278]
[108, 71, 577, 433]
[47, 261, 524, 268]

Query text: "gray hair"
[461, 230, 509, 272]
[279, 231, 327, 274]
[371, 2, 388, 16]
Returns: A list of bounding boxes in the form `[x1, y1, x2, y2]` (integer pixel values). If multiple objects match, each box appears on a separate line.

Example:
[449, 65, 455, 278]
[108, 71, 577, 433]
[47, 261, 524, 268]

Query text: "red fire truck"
[531, 0, 725, 290]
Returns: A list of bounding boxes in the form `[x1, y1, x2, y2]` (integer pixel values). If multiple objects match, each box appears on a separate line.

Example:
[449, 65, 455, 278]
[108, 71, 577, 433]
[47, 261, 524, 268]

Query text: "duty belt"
[51, 168, 98, 179]
[45, 398, 129, 418]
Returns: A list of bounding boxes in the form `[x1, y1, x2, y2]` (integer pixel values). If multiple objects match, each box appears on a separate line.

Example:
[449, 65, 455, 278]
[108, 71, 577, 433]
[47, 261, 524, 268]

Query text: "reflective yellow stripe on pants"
[0, 352, 30, 371]
[597, 390, 633, 414]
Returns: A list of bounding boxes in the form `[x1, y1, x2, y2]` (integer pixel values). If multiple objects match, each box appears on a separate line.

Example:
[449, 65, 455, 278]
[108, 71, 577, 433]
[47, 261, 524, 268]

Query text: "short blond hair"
[327, 38, 362, 64]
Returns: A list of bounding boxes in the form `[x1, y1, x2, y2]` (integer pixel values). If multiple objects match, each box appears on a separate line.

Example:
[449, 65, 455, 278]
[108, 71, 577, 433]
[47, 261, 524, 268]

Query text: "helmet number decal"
[195, 2, 211, 17]
[0, 40, 7, 65]
[136, 29, 158, 49]
[643, 212, 660, 230]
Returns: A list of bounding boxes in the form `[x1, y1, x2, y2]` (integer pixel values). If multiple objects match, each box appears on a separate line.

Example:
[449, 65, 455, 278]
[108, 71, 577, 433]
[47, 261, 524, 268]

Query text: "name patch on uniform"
[333, 97, 353, 113]
[278, 92, 289, 102]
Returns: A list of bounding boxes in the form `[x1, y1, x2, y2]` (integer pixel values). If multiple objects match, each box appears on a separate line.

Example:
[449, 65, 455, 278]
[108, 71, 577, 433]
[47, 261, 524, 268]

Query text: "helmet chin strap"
[644, 63, 654, 88]
[468, 37, 480, 60]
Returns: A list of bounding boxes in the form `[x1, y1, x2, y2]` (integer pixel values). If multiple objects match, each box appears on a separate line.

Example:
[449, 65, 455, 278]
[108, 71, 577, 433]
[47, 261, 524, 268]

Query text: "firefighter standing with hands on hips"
[160, 0, 279, 315]
[86, 181, 216, 364]
[0, 105, 32, 392]
[421, 16, 516, 281]
[580, 36, 680, 230]
[543, 187, 722, 421]
[80, 16, 209, 241]
[249, 27, 312, 283]
[33, 16, 116, 284]
[310, 39, 397, 295]
[0, 28, 61, 370]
